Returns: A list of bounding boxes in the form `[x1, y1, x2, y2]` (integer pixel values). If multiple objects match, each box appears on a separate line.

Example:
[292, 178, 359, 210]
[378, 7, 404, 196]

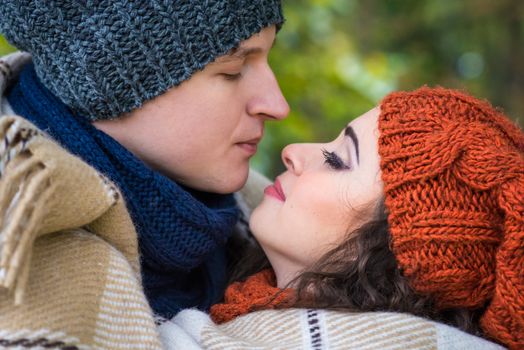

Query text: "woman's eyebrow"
[345, 125, 359, 164]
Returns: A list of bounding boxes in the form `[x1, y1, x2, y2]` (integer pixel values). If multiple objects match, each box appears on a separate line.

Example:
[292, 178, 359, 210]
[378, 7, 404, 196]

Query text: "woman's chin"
[248, 205, 263, 236]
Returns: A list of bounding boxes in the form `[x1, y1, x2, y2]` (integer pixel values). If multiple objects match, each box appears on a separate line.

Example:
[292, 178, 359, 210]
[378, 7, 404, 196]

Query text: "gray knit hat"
[0, 1, 284, 121]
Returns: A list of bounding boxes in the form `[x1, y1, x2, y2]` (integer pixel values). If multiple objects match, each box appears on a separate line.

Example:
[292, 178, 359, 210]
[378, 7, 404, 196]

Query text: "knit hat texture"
[0, 0, 284, 121]
[378, 86, 524, 349]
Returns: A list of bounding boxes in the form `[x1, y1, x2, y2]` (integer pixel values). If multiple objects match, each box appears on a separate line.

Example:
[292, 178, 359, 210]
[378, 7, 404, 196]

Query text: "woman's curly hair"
[230, 201, 483, 336]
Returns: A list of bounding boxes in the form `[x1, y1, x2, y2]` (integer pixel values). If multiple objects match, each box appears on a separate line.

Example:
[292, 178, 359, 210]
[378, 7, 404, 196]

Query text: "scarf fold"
[7, 64, 239, 318]
[210, 269, 294, 324]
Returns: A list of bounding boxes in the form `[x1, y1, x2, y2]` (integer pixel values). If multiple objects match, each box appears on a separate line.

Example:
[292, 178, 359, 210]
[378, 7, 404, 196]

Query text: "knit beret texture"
[378, 87, 524, 349]
[0, 0, 284, 121]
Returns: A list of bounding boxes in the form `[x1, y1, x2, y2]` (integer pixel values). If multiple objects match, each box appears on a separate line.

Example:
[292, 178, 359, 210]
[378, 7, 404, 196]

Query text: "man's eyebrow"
[213, 38, 276, 64]
[213, 46, 263, 63]
[345, 125, 359, 164]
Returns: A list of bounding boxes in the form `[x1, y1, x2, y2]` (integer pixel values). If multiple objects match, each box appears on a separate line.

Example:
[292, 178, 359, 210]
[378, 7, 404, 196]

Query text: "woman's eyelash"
[322, 149, 350, 170]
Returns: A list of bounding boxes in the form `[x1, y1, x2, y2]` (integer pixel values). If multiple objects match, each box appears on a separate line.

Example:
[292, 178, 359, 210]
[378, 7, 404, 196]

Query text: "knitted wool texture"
[7, 63, 240, 319]
[0, 115, 162, 348]
[0, 0, 283, 121]
[378, 87, 524, 349]
[210, 269, 293, 324]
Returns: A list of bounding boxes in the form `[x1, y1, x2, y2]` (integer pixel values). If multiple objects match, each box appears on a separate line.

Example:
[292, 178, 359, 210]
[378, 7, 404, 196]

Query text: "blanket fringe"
[0, 116, 53, 304]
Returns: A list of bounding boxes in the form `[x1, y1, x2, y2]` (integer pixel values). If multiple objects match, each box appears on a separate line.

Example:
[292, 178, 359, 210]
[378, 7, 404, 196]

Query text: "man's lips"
[236, 136, 262, 155]
[264, 178, 286, 202]
[236, 142, 258, 155]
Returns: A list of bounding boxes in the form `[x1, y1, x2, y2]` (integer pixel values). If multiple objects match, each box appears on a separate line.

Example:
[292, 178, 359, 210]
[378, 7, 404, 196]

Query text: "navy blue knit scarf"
[7, 64, 239, 318]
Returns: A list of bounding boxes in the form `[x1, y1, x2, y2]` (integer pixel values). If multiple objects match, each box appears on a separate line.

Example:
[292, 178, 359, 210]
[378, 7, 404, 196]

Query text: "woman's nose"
[281, 143, 315, 175]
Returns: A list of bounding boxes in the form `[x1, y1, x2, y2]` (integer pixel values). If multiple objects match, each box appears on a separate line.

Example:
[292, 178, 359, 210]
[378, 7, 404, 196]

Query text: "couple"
[0, 1, 521, 349]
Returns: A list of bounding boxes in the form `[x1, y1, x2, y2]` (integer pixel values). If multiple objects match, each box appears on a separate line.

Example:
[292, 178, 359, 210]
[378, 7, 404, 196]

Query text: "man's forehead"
[213, 37, 277, 63]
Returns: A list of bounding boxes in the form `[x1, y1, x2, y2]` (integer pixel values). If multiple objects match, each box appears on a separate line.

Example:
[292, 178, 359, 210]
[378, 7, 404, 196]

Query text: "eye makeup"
[322, 149, 351, 170]
[344, 125, 359, 164]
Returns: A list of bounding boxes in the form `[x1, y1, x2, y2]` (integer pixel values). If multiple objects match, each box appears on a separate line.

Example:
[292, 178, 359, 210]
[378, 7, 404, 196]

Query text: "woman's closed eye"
[322, 149, 350, 170]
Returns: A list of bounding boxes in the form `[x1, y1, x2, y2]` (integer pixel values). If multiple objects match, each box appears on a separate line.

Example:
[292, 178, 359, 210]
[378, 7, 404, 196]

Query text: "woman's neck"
[264, 254, 304, 288]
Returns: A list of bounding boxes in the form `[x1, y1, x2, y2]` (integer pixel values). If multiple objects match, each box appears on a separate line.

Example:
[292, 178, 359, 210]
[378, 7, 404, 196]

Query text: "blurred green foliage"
[1, 0, 522, 177]
[0, 35, 14, 56]
[259, 0, 523, 177]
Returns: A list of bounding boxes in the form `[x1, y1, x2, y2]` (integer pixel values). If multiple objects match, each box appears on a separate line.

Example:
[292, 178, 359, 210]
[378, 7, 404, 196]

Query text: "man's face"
[94, 25, 289, 193]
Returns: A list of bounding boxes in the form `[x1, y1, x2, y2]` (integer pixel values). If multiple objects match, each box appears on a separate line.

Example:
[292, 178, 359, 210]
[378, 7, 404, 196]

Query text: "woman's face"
[250, 107, 383, 287]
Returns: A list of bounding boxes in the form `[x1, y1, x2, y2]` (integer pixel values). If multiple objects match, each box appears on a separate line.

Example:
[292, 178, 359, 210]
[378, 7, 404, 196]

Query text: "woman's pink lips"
[264, 178, 286, 202]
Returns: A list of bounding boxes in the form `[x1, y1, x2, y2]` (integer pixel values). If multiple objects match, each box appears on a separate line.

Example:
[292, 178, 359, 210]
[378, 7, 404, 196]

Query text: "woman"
[160, 87, 523, 350]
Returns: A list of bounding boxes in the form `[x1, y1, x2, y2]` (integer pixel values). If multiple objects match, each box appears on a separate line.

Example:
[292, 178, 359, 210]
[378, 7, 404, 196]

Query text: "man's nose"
[247, 66, 290, 120]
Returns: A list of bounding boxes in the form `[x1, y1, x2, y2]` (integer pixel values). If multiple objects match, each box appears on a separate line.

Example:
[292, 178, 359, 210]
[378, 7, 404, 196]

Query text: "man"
[0, 1, 288, 347]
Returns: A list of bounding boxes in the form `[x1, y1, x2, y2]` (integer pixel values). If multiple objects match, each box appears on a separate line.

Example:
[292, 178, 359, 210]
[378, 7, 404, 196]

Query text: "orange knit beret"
[378, 86, 523, 349]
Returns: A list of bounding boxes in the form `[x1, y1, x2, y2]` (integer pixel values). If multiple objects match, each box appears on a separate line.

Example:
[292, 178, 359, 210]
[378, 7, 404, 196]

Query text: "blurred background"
[1, 0, 522, 178]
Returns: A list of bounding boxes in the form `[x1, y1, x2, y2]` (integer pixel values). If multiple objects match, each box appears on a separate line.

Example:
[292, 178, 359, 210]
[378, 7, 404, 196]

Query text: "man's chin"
[212, 174, 249, 194]
[184, 168, 249, 194]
